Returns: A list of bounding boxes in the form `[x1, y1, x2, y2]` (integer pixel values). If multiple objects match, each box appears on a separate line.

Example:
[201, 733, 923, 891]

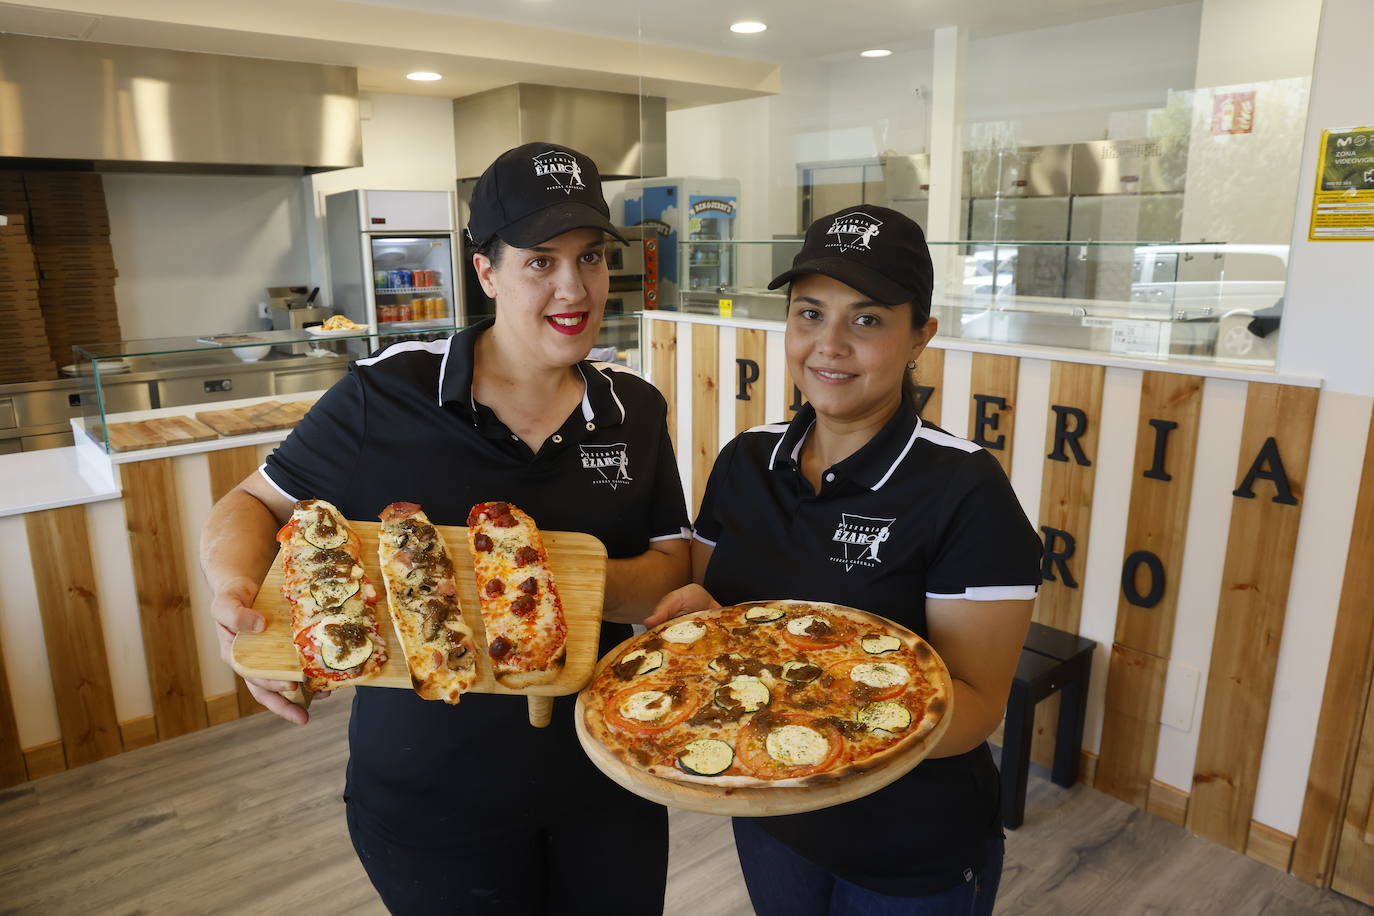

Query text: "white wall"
[1277, 0, 1374, 398]
[305, 93, 458, 304]
[104, 173, 312, 340]
[102, 92, 458, 340]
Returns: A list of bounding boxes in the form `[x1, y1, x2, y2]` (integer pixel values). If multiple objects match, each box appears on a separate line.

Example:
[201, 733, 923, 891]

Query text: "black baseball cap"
[769, 204, 934, 315]
[466, 141, 628, 248]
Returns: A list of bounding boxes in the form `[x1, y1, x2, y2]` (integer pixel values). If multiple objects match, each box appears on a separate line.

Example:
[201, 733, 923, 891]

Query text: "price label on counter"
[1082, 317, 1168, 357]
[718, 298, 734, 318]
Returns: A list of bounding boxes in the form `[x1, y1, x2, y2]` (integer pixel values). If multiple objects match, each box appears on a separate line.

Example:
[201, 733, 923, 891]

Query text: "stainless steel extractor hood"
[452, 83, 665, 180]
[0, 33, 362, 174]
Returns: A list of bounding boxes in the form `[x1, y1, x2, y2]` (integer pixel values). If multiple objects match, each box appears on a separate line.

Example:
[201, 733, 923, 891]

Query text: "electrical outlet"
[1161, 661, 1200, 732]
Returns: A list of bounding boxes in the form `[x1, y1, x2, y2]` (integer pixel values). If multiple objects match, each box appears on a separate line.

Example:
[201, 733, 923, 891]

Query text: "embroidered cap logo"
[532, 151, 586, 195]
[580, 443, 633, 489]
[826, 212, 883, 252]
[831, 513, 896, 572]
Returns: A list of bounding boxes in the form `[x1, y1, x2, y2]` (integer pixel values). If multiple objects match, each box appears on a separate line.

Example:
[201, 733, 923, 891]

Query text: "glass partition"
[632, 1, 1318, 369]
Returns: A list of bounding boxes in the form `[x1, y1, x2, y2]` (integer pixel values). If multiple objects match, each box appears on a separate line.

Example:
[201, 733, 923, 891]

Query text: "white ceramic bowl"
[233, 345, 271, 362]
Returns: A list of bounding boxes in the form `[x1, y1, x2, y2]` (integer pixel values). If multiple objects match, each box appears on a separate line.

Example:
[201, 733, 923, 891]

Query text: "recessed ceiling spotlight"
[861, 49, 892, 58]
[730, 21, 767, 34]
[406, 71, 443, 81]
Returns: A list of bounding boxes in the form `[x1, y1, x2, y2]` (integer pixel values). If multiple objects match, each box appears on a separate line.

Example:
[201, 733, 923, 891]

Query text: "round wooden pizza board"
[574, 605, 954, 817]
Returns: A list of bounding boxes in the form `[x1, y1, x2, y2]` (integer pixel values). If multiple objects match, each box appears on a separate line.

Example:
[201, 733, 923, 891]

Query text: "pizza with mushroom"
[579, 601, 949, 788]
[466, 501, 568, 688]
[377, 502, 478, 703]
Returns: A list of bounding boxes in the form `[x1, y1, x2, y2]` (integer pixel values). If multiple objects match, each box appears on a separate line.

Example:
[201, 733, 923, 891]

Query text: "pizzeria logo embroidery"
[830, 513, 896, 571]
[532, 150, 585, 195]
[580, 443, 632, 489]
[826, 212, 883, 252]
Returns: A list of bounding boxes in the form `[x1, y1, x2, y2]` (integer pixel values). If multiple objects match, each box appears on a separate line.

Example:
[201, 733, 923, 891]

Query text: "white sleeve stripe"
[650, 527, 692, 542]
[925, 585, 1039, 601]
[692, 532, 718, 547]
[257, 464, 297, 503]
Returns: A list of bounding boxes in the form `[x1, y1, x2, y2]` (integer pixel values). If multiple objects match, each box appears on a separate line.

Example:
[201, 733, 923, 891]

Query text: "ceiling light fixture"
[406, 71, 443, 81]
[860, 49, 892, 58]
[730, 21, 767, 34]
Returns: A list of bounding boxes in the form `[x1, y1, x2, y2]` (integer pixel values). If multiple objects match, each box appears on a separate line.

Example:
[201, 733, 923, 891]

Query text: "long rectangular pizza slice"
[276, 499, 387, 691]
[377, 502, 478, 703]
[466, 501, 568, 688]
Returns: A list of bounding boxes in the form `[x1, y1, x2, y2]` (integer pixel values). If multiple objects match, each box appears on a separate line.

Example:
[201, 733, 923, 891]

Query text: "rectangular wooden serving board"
[231, 521, 607, 697]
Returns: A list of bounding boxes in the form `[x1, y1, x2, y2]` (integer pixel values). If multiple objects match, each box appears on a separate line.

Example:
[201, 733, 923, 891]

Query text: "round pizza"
[578, 600, 951, 790]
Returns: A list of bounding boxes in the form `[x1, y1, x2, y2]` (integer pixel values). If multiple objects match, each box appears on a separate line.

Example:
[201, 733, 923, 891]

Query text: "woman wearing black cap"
[202, 142, 689, 914]
[648, 204, 1042, 914]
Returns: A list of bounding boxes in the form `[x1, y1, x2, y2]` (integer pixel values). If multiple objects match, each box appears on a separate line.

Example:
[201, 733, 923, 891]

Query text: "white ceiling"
[351, 0, 1198, 62]
[0, 0, 1198, 104]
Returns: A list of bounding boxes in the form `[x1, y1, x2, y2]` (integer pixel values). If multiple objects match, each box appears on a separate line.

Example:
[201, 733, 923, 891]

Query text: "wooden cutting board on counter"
[232, 521, 606, 699]
[106, 415, 219, 452]
[195, 399, 315, 436]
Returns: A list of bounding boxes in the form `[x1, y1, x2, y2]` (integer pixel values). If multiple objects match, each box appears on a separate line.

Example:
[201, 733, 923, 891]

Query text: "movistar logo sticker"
[580, 443, 632, 489]
[533, 151, 585, 195]
[826, 212, 882, 252]
[830, 513, 895, 571]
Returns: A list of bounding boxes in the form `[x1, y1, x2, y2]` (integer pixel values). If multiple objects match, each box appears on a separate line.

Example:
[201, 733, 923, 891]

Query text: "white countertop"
[0, 391, 328, 518]
[0, 446, 122, 518]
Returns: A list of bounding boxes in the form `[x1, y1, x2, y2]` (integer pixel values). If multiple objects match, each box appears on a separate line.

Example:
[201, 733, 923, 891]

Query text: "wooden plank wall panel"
[24, 506, 122, 768]
[1294, 408, 1374, 885]
[1034, 361, 1105, 633]
[205, 692, 239, 728]
[0, 626, 26, 787]
[915, 346, 944, 426]
[691, 325, 720, 519]
[735, 328, 767, 435]
[121, 459, 208, 740]
[650, 320, 678, 445]
[1188, 383, 1319, 852]
[1333, 675, 1374, 901]
[967, 354, 1019, 476]
[1096, 645, 1170, 807]
[1031, 361, 1104, 767]
[1096, 372, 1203, 805]
[206, 446, 266, 717]
[1248, 822, 1297, 873]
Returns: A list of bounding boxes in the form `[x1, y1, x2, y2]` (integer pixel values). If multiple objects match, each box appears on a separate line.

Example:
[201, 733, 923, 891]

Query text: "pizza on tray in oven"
[579, 600, 950, 788]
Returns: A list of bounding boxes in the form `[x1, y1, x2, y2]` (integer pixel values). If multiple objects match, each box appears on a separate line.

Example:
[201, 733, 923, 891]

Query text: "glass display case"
[666, 238, 1286, 366]
[71, 324, 450, 454]
[70, 319, 648, 455]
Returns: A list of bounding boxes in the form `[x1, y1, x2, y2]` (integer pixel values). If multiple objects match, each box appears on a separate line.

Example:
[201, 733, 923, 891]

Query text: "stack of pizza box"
[24, 172, 123, 370]
[0, 213, 58, 383]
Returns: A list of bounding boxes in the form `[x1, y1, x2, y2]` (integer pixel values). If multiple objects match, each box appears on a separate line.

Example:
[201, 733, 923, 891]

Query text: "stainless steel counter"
[0, 351, 354, 453]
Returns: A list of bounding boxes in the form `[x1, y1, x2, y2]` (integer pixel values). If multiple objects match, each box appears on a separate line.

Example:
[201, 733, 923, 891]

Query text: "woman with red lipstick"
[202, 142, 690, 914]
[647, 205, 1042, 915]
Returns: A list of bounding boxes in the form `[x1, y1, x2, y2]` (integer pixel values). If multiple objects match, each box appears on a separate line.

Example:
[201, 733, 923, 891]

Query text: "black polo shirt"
[261, 318, 689, 831]
[694, 398, 1041, 896]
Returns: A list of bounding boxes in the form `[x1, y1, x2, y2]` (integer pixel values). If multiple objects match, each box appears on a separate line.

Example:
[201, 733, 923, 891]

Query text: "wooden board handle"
[283, 682, 313, 713]
[527, 695, 553, 728]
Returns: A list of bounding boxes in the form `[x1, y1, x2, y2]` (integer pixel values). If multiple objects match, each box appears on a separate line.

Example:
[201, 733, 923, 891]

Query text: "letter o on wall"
[1121, 550, 1166, 609]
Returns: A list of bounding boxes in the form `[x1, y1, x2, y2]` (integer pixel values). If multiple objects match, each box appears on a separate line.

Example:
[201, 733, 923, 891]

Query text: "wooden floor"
[0, 696, 1368, 915]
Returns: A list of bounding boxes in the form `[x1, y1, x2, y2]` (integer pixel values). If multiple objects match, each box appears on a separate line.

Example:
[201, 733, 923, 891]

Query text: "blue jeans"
[732, 818, 1003, 916]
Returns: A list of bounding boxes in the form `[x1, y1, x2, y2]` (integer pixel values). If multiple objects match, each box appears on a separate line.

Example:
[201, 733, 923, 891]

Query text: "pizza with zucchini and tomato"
[580, 601, 949, 788]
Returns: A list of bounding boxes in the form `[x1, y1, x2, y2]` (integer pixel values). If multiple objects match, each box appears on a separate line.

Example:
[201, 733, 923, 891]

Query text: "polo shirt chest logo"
[580, 443, 632, 489]
[831, 513, 897, 571]
[532, 150, 585, 195]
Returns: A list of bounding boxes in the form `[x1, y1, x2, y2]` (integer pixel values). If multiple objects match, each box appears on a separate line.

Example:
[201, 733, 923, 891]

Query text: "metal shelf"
[375, 286, 445, 295]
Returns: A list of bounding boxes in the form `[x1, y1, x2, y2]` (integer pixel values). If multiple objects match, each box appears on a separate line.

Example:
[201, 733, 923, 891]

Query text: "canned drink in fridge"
[400, 269, 414, 288]
[412, 269, 427, 288]
[374, 271, 390, 289]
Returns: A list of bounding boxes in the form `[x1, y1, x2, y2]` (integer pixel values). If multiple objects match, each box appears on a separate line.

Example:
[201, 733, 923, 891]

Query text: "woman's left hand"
[643, 584, 720, 628]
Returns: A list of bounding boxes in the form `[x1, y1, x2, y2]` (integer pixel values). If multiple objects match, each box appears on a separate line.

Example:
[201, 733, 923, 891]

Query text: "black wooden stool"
[1000, 622, 1096, 830]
